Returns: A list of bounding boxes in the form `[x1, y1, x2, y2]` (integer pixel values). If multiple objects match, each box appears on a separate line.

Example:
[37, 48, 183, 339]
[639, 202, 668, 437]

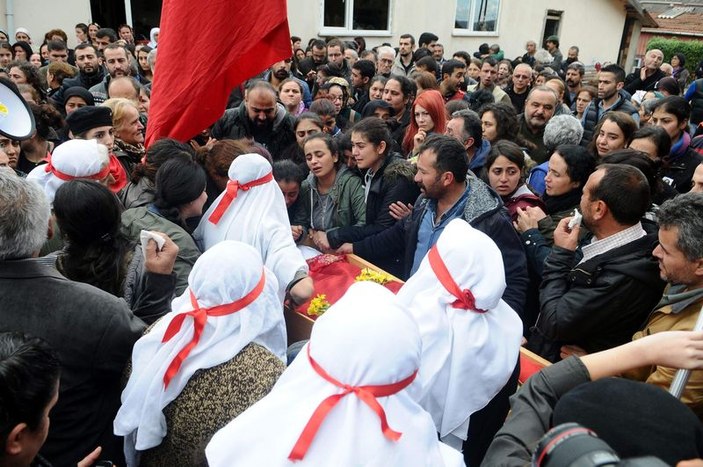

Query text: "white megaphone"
[0, 77, 35, 140]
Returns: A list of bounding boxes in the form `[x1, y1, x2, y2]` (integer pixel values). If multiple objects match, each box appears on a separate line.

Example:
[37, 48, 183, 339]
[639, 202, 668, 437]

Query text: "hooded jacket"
[211, 102, 296, 160]
[294, 164, 366, 232]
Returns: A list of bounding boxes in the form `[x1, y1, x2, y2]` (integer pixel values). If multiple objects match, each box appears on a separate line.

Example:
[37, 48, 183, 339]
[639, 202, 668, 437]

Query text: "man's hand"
[560, 344, 588, 360]
[290, 276, 314, 304]
[553, 217, 580, 251]
[311, 230, 331, 252]
[389, 201, 413, 221]
[144, 232, 179, 275]
[336, 243, 353, 254]
[291, 225, 304, 241]
[513, 206, 547, 233]
[77, 447, 102, 467]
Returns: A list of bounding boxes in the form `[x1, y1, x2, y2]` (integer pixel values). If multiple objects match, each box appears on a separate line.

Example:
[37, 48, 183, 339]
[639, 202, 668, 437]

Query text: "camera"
[532, 423, 669, 466]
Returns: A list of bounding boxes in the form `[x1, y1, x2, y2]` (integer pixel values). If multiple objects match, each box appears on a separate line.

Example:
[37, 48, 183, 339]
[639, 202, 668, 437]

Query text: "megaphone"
[0, 77, 35, 140]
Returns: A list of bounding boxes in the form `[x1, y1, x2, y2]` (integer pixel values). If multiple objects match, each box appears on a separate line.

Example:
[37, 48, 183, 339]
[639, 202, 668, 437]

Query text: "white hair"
[0, 169, 50, 260]
[534, 49, 553, 65]
[377, 45, 396, 59]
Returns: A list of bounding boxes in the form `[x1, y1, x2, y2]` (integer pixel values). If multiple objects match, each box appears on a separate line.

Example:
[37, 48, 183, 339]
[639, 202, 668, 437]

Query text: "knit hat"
[63, 87, 95, 108]
[546, 35, 560, 46]
[553, 377, 703, 465]
[66, 106, 112, 136]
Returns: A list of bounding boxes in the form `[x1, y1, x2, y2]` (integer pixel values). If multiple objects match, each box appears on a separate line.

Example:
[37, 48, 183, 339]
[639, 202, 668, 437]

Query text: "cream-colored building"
[0, 0, 656, 69]
[288, 0, 657, 70]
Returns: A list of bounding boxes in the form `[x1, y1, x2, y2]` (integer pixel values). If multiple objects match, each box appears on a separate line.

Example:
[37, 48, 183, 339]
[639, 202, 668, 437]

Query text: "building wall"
[0, 0, 92, 49]
[288, 0, 628, 67]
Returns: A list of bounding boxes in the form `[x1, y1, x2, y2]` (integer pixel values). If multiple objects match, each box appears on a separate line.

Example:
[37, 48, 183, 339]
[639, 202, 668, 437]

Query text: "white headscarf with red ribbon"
[26, 139, 110, 204]
[193, 153, 308, 297]
[114, 240, 286, 460]
[206, 281, 465, 467]
[396, 219, 522, 448]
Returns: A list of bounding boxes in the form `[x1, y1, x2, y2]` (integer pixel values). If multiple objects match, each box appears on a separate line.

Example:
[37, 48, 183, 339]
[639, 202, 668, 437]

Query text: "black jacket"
[662, 146, 703, 193]
[354, 173, 529, 316]
[530, 231, 665, 361]
[580, 94, 639, 145]
[624, 68, 665, 94]
[327, 155, 419, 276]
[211, 102, 296, 160]
[52, 69, 106, 105]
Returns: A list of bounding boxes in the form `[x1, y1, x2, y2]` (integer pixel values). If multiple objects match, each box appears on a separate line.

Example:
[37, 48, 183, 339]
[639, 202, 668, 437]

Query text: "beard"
[274, 69, 289, 80]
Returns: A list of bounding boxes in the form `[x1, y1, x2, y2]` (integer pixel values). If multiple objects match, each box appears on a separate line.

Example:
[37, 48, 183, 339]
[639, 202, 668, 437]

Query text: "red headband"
[208, 172, 274, 224]
[44, 158, 111, 182]
[428, 245, 487, 313]
[288, 345, 417, 461]
[161, 271, 266, 388]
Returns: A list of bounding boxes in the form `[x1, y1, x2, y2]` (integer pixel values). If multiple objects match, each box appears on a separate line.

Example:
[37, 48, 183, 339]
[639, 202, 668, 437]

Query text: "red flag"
[145, 0, 291, 146]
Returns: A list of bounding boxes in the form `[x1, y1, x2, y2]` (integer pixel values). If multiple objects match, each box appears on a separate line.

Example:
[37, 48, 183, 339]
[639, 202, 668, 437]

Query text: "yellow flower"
[355, 268, 392, 285]
[307, 294, 331, 317]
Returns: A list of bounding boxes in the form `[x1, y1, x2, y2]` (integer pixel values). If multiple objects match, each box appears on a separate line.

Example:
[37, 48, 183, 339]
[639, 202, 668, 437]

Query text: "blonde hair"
[102, 97, 138, 130]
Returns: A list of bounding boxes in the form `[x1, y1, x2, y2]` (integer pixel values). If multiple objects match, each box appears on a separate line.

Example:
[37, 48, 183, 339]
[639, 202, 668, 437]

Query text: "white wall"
[0, 0, 92, 50]
[287, 0, 628, 67]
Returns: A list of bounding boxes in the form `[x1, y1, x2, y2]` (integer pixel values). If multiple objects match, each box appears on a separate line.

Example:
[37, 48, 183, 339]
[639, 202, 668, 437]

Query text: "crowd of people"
[2, 20, 703, 466]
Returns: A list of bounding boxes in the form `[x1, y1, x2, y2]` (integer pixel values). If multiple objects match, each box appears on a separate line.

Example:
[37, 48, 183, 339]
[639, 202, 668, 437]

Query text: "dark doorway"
[90, 0, 126, 30]
[131, 0, 162, 43]
[89, 0, 161, 44]
[542, 10, 562, 48]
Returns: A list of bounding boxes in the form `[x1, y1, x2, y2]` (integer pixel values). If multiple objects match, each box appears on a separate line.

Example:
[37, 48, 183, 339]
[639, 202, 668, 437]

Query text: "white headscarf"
[194, 153, 308, 297]
[26, 139, 110, 205]
[148, 27, 159, 48]
[206, 281, 464, 467]
[114, 240, 286, 459]
[396, 219, 522, 448]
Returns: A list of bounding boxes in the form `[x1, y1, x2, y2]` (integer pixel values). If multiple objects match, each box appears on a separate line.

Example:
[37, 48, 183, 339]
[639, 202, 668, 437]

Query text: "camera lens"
[533, 423, 620, 467]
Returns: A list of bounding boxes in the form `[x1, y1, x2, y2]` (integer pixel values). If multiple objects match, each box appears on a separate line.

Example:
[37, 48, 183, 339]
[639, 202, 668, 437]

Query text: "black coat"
[354, 173, 529, 317]
[327, 155, 419, 276]
[530, 232, 666, 361]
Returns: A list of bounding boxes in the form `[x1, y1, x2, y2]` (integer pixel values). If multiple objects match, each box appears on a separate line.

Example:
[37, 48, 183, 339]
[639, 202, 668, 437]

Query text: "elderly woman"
[103, 97, 145, 174]
[115, 241, 287, 466]
[528, 114, 585, 196]
[206, 281, 465, 467]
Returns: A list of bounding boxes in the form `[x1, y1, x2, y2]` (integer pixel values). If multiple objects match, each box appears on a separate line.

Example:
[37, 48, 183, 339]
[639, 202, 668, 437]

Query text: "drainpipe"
[6, 0, 14, 39]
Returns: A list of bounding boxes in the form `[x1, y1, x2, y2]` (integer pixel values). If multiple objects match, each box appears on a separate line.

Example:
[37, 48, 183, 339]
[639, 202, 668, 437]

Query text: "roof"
[626, 0, 659, 27]
[639, 1, 703, 35]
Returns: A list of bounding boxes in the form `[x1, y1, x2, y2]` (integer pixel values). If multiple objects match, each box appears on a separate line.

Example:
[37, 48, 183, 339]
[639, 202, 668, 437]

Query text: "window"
[321, 0, 391, 35]
[454, 0, 500, 33]
[542, 10, 562, 47]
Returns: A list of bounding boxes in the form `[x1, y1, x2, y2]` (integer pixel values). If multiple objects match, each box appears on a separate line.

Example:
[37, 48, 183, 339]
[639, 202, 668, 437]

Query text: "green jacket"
[121, 206, 201, 295]
[294, 165, 366, 234]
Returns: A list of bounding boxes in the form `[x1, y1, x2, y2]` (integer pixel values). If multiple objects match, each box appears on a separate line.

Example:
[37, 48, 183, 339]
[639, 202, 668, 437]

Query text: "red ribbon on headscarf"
[288, 345, 418, 461]
[208, 172, 274, 224]
[160, 271, 266, 388]
[428, 245, 487, 313]
[44, 156, 111, 182]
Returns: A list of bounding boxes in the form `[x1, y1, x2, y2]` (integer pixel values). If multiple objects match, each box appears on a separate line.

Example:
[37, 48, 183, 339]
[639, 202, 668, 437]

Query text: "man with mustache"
[518, 86, 558, 163]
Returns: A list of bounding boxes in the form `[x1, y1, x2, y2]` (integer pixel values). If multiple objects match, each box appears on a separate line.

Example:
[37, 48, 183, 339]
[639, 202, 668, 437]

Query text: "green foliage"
[646, 37, 703, 75]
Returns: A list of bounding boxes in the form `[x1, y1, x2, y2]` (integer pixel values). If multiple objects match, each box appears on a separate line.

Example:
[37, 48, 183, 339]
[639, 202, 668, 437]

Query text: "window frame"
[319, 0, 394, 37]
[452, 0, 502, 37]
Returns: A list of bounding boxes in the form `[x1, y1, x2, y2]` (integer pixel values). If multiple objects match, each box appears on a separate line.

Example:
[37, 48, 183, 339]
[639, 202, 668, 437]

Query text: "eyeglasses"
[513, 74, 531, 80]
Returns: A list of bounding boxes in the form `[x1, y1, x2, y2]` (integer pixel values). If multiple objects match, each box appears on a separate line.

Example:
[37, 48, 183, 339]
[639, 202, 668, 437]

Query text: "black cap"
[63, 86, 95, 107]
[66, 106, 113, 135]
